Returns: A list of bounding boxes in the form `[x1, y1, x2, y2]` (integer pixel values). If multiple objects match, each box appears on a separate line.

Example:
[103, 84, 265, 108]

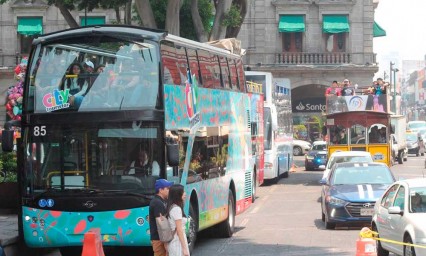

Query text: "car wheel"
[403, 235, 416, 256]
[416, 149, 420, 157]
[321, 211, 325, 222]
[372, 225, 389, 256]
[293, 146, 302, 156]
[398, 151, 403, 164]
[323, 209, 335, 229]
[422, 152, 424, 156]
[282, 171, 289, 178]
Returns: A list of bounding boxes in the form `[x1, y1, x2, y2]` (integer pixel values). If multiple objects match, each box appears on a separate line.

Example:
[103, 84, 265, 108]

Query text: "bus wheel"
[187, 204, 198, 253]
[217, 190, 235, 238]
[252, 171, 256, 203]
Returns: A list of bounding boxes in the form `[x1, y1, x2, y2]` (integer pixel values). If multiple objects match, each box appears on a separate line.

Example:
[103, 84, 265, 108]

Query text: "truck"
[390, 115, 408, 164]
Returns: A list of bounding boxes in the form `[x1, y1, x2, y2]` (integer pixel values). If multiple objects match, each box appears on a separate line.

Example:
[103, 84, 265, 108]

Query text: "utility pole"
[390, 62, 394, 113]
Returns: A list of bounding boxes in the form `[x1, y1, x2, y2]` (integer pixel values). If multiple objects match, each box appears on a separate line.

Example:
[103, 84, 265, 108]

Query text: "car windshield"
[408, 123, 426, 129]
[277, 144, 291, 151]
[406, 133, 418, 141]
[409, 187, 426, 213]
[327, 155, 372, 169]
[312, 144, 326, 151]
[331, 166, 394, 185]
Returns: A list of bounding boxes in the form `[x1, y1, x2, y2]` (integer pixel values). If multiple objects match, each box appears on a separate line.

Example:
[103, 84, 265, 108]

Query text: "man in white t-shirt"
[126, 149, 160, 176]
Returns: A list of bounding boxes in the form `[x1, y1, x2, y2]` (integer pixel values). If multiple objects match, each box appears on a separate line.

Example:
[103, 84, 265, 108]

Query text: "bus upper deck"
[324, 87, 392, 166]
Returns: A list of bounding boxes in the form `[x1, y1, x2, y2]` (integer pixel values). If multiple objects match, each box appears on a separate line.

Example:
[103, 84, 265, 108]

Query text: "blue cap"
[155, 179, 174, 192]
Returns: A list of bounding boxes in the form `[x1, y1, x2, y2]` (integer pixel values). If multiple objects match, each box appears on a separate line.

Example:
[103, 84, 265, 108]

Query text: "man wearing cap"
[150, 179, 174, 256]
[83, 60, 94, 73]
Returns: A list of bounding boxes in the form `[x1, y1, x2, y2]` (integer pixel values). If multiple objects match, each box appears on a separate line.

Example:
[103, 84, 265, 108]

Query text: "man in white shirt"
[126, 149, 160, 176]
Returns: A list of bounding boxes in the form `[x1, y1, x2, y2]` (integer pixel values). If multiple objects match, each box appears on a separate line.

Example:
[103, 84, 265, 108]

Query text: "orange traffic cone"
[81, 228, 105, 256]
[356, 227, 377, 256]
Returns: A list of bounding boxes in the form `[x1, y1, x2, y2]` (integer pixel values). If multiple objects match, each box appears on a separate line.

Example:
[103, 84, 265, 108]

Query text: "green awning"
[17, 17, 43, 36]
[323, 15, 350, 33]
[278, 15, 305, 33]
[80, 16, 105, 26]
[373, 21, 386, 37]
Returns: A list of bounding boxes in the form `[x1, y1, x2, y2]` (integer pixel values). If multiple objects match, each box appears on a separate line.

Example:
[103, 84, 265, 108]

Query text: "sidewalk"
[0, 210, 19, 256]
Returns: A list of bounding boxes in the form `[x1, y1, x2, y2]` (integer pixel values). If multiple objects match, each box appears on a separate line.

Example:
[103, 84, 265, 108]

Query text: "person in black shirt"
[149, 179, 174, 256]
[340, 79, 355, 96]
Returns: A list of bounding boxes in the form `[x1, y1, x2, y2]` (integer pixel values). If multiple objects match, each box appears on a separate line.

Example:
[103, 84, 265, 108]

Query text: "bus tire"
[187, 203, 198, 253]
[217, 190, 235, 238]
[252, 171, 256, 203]
[398, 151, 403, 164]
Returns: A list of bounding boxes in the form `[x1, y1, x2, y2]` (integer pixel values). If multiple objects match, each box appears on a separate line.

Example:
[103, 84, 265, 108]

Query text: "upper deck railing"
[325, 88, 390, 115]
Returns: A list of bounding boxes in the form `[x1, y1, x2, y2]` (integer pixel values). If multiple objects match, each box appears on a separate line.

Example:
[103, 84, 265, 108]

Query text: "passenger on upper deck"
[325, 80, 341, 96]
[60, 63, 88, 108]
[340, 79, 355, 96]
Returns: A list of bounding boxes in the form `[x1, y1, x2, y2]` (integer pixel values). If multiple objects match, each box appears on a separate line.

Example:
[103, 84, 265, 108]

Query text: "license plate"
[360, 208, 375, 216]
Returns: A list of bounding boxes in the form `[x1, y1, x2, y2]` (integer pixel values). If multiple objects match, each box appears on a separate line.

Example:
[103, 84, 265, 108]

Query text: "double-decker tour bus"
[245, 71, 293, 182]
[325, 87, 392, 166]
[1, 25, 256, 254]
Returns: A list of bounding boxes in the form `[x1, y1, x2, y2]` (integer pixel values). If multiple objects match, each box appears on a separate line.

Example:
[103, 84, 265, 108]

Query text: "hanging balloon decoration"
[6, 58, 26, 121]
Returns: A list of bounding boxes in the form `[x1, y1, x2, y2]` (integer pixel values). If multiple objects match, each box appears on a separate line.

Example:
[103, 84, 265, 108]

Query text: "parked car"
[305, 141, 327, 171]
[320, 162, 395, 229]
[407, 121, 426, 133]
[406, 131, 425, 156]
[372, 178, 426, 256]
[320, 151, 374, 180]
[292, 139, 311, 156]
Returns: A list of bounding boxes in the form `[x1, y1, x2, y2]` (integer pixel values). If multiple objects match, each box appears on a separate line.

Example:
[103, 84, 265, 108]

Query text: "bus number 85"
[33, 126, 46, 136]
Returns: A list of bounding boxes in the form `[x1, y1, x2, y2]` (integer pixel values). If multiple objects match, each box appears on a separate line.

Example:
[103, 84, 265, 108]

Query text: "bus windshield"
[28, 36, 159, 113]
[24, 121, 163, 196]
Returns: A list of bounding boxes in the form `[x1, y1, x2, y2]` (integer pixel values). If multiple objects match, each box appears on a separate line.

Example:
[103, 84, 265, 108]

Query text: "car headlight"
[326, 196, 347, 205]
[306, 155, 314, 160]
[413, 142, 418, 147]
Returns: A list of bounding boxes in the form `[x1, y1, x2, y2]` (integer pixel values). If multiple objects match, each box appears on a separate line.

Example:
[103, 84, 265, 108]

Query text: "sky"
[374, 0, 426, 61]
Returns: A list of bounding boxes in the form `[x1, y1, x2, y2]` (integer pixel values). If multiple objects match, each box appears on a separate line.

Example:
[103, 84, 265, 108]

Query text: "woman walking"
[167, 184, 190, 256]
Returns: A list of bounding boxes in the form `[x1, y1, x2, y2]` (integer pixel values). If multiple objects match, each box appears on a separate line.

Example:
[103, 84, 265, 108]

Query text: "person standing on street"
[150, 179, 174, 256]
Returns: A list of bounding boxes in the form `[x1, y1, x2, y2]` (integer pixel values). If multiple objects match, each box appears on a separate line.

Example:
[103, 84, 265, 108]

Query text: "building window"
[282, 33, 303, 52]
[20, 35, 35, 55]
[325, 33, 347, 52]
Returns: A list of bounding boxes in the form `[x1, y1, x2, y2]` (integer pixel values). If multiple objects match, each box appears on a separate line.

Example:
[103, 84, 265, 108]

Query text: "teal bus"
[2, 25, 257, 255]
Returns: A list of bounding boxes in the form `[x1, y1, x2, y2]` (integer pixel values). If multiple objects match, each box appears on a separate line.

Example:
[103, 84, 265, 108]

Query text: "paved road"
[1, 155, 424, 256]
[192, 155, 426, 256]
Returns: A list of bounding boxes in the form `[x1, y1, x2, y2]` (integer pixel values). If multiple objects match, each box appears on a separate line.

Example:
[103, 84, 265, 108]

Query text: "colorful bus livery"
[2, 25, 255, 253]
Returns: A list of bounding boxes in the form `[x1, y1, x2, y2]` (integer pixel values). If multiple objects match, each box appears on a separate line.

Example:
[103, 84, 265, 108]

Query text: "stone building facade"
[238, 0, 383, 141]
[0, 0, 119, 126]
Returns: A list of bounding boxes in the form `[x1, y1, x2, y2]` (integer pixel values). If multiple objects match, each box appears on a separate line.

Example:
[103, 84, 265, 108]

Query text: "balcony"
[276, 52, 351, 65]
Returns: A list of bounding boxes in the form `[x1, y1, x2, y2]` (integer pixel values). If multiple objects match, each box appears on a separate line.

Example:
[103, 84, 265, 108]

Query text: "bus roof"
[32, 25, 241, 59]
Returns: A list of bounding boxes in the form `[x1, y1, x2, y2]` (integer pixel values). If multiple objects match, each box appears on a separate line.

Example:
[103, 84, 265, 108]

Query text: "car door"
[376, 184, 399, 250]
[387, 185, 406, 254]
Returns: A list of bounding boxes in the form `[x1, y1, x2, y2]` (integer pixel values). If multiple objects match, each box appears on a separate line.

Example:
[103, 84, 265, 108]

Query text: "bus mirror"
[2, 130, 14, 152]
[167, 144, 179, 167]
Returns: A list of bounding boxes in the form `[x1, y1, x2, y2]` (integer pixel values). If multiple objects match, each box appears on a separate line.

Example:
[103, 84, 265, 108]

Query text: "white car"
[372, 178, 426, 256]
[292, 139, 311, 156]
[320, 151, 373, 180]
[407, 121, 426, 132]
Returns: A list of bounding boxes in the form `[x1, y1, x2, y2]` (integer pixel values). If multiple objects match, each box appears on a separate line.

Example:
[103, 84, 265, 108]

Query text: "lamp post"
[390, 62, 395, 113]
[393, 68, 399, 114]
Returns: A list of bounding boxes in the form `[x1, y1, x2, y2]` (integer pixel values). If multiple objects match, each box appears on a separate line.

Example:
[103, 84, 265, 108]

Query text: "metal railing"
[276, 52, 351, 65]
[0, 53, 22, 68]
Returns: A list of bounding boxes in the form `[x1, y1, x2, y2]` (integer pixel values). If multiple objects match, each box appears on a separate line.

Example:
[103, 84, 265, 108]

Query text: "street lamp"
[392, 67, 399, 114]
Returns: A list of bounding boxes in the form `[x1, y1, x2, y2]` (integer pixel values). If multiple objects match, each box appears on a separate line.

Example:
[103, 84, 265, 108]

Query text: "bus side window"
[236, 59, 246, 92]
[198, 49, 214, 89]
[187, 48, 202, 85]
[219, 56, 230, 89]
[228, 58, 239, 91]
[210, 54, 221, 89]
[175, 45, 188, 86]
[160, 41, 181, 85]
